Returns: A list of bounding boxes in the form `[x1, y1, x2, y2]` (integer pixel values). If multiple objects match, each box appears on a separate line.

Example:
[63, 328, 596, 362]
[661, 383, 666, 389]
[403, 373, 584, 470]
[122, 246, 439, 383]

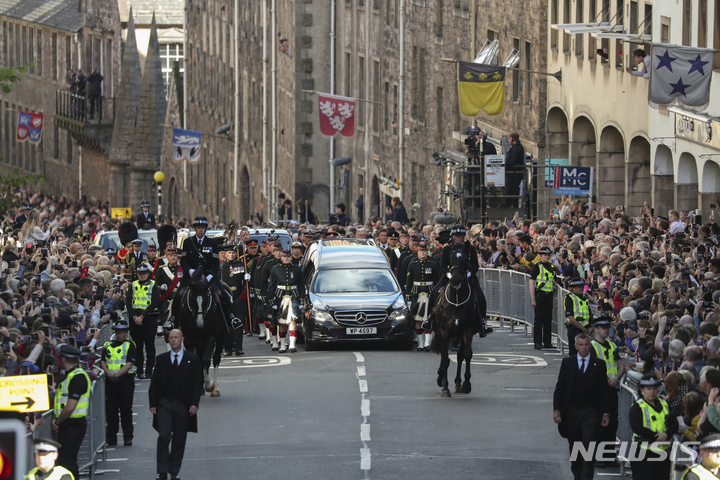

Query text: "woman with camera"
[20, 210, 51, 246]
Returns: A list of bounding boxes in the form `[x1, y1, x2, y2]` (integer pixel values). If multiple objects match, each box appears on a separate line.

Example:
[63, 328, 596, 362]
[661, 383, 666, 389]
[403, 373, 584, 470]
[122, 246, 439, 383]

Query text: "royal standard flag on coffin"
[458, 61, 506, 116]
[648, 43, 714, 108]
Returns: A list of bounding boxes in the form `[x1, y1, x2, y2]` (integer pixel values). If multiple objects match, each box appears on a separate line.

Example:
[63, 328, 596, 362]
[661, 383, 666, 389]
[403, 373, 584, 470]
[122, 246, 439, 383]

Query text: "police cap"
[34, 438, 61, 454]
[246, 239, 259, 247]
[539, 246, 552, 255]
[568, 277, 585, 288]
[192, 216, 209, 227]
[638, 374, 661, 387]
[451, 225, 467, 236]
[219, 244, 236, 252]
[136, 262, 152, 274]
[59, 344, 81, 359]
[141, 200, 150, 208]
[388, 231, 400, 240]
[700, 434, 720, 451]
[592, 316, 613, 327]
[113, 319, 130, 330]
[131, 239, 143, 246]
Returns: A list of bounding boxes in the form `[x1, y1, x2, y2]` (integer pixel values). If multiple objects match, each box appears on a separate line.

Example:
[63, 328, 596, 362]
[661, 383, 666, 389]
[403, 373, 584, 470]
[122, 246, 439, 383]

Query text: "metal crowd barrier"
[23, 374, 106, 479]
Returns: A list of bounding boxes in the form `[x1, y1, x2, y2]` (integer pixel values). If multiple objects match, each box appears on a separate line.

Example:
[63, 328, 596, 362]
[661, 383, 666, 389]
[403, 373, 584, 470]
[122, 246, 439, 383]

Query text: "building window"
[630, 1, 638, 33]
[384, 81, 389, 132]
[393, 84, 398, 135]
[2, 22, 7, 66]
[66, 131, 72, 165]
[615, 0, 623, 68]
[385, 0, 391, 25]
[358, 56, 365, 129]
[372, 60, 380, 133]
[358, 0, 364, 8]
[435, 0, 444, 38]
[525, 41, 532, 104]
[682, 0, 692, 46]
[345, 52, 351, 96]
[551, 0, 558, 49]
[562, 0, 571, 54]
[51, 33, 57, 80]
[65, 36, 71, 75]
[588, 0, 597, 60]
[575, 0, 584, 57]
[21, 26, 26, 66]
[512, 38, 519, 101]
[661, 16, 671, 44]
[698, 0, 708, 48]
[36, 29, 42, 77]
[435, 86, 443, 143]
[53, 122, 59, 160]
[160, 44, 184, 94]
[644, 3, 652, 34]
[29, 29, 35, 74]
[394, 0, 399, 28]
[411, 47, 426, 121]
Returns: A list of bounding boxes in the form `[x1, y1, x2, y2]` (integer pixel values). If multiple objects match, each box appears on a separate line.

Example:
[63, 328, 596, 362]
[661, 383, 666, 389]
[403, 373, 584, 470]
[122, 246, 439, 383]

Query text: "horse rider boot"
[268, 248, 306, 354]
[421, 225, 492, 337]
[405, 240, 439, 351]
[180, 216, 243, 331]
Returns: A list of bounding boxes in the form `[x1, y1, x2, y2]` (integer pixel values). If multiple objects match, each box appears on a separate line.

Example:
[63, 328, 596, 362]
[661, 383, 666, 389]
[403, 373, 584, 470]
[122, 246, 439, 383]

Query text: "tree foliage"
[0, 169, 44, 216]
[0, 64, 33, 94]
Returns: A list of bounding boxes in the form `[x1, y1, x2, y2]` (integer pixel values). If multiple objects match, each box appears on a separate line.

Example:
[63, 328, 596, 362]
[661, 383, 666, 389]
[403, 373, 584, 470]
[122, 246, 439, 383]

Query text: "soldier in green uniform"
[267, 247, 306, 353]
[100, 320, 137, 446]
[405, 240, 439, 351]
[259, 241, 283, 350]
[389, 229, 410, 274]
[397, 235, 420, 293]
[251, 240, 271, 341]
[220, 244, 249, 356]
[244, 239, 261, 336]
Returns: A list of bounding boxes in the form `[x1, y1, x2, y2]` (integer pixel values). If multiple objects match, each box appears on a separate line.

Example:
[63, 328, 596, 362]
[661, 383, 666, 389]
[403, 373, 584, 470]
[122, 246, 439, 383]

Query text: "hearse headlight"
[389, 306, 409, 322]
[311, 309, 334, 323]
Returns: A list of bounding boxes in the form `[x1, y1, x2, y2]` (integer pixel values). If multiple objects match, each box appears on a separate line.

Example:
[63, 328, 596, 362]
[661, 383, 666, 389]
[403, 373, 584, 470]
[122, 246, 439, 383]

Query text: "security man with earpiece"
[100, 319, 137, 446]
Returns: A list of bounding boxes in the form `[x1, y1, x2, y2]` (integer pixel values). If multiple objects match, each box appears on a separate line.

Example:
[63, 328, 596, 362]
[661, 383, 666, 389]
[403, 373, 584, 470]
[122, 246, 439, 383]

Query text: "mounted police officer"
[126, 262, 160, 379]
[221, 244, 250, 356]
[100, 319, 137, 446]
[421, 225, 492, 337]
[52, 345, 91, 480]
[136, 200, 156, 229]
[27, 438, 73, 480]
[267, 247, 306, 353]
[406, 240, 439, 351]
[564, 276, 590, 355]
[590, 315, 624, 463]
[530, 246, 558, 350]
[180, 216, 242, 331]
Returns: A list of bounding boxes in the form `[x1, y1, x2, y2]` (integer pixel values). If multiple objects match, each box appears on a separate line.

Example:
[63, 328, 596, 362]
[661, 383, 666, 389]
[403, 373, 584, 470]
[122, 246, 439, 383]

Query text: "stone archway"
[547, 107, 569, 161]
[598, 125, 625, 208]
[626, 136, 651, 213]
[701, 161, 720, 214]
[571, 116, 596, 169]
[676, 152, 699, 213]
[652, 145, 674, 214]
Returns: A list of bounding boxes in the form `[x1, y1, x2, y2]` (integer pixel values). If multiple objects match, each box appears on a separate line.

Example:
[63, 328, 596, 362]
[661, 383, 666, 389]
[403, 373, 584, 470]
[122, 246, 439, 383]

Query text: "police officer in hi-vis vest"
[630, 374, 678, 480]
[100, 319, 137, 446]
[590, 315, 625, 463]
[52, 345, 91, 480]
[126, 262, 160, 379]
[529, 246, 558, 350]
[681, 434, 720, 480]
[26, 438, 73, 480]
[564, 277, 591, 356]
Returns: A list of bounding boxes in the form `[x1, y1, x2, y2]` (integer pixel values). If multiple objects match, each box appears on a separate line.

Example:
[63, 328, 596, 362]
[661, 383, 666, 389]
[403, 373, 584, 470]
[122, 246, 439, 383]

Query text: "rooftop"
[119, 0, 183, 26]
[0, 0, 83, 32]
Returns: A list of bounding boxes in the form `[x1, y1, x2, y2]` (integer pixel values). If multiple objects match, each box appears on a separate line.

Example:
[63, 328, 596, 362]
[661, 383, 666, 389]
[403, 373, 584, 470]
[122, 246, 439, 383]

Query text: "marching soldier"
[388, 230, 408, 274]
[405, 241, 439, 351]
[100, 320, 137, 446]
[126, 262, 160, 378]
[126, 239, 147, 281]
[302, 230, 314, 248]
[291, 241, 305, 265]
[221, 245, 250, 356]
[529, 246, 558, 351]
[146, 242, 158, 272]
[397, 235, 420, 291]
[52, 345, 91, 480]
[251, 240, 271, 341]
[590, 315, 625, 463]
[180, 216, 242, 331]
[244, 239, 261, 336]
[155, 246, 182, 330]
[564, 276, 590, 355]
[259, 242, 283, 349]
[267, 247, 306, 353]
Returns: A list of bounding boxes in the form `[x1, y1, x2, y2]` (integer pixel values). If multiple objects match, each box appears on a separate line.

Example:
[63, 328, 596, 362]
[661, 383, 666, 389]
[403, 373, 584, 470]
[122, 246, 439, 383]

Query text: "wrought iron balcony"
[55, 89, 115, 153]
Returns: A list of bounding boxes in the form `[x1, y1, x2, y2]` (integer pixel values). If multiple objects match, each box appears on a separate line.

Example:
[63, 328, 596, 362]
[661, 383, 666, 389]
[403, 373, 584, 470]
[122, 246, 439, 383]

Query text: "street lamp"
[154, 171, 165, 223]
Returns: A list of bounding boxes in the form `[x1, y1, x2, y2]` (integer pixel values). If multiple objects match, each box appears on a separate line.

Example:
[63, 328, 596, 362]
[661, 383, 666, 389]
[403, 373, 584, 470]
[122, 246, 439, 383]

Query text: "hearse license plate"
[346, 327, 377, 335]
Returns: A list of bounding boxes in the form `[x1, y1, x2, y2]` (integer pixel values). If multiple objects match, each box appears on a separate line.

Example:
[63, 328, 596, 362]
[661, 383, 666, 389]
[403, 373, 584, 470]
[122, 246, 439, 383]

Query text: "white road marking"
[361, 399, 370, 416]
[357, 366, 366, 377]
[358, 379, 368, 393]
[219, 356, 291, 369]
[449, 353, 548, 367]
[354, 352, 365, 362]
[105, 458, 129, 462]
[360, 447, 372, 470]
[360, 424, 371, 441]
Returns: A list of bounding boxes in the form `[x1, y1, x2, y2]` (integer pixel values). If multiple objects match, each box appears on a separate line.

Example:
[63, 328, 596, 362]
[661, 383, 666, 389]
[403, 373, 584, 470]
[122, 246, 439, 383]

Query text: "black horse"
[430, 243, 487, 397]
[172, 271, 228, 397]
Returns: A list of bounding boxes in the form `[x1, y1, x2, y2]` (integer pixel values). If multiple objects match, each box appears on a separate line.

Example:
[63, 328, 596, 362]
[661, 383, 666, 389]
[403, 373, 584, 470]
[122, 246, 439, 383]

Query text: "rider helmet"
[136, 262, 152, 274]
[192, 216, 209, 227]
[141, 200, 150, 208]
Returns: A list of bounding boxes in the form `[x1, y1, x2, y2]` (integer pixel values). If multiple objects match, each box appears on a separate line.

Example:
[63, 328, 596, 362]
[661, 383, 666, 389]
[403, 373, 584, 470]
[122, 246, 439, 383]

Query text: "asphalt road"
[99, 322, 581, 480]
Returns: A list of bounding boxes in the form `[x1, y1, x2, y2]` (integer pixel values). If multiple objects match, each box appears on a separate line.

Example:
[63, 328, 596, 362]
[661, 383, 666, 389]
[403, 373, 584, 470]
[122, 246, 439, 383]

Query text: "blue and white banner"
[171, 127, 202, 164]
[553, 166, 593, 196]
[648, 43, 714, 108]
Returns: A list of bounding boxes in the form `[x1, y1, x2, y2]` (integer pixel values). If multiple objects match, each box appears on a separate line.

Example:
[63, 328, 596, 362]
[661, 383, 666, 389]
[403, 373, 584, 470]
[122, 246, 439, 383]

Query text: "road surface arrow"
[10, 396, 35, 409]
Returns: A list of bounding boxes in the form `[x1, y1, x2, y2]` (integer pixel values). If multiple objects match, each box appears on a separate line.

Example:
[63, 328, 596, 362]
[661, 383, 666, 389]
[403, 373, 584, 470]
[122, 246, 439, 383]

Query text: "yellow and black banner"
[458, 61, 506, 116]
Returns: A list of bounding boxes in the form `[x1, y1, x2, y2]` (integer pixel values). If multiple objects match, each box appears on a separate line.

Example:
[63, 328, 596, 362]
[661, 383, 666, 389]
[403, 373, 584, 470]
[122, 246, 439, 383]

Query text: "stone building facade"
[0, 0, 122, 202]
[163, 0, 549, 225]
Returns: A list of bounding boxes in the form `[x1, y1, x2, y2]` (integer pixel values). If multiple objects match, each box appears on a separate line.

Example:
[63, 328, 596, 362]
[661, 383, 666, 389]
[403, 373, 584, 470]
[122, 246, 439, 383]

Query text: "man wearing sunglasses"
[591, 315, 625, 467]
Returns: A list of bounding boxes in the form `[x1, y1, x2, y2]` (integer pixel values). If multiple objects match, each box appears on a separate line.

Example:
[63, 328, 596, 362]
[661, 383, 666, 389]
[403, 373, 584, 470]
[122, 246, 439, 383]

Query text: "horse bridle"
[444, 273, 472, 307]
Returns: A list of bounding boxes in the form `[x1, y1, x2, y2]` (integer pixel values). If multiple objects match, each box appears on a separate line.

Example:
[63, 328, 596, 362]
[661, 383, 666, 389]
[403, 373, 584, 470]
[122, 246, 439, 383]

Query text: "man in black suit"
[553, 333, 611, 480]
[149, 329, 203, 480]
[137, 201, 156, 230]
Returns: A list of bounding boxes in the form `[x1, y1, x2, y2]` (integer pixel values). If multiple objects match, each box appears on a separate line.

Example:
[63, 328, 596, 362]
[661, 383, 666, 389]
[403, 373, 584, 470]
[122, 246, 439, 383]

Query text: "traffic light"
[0, 419, 26, 480]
